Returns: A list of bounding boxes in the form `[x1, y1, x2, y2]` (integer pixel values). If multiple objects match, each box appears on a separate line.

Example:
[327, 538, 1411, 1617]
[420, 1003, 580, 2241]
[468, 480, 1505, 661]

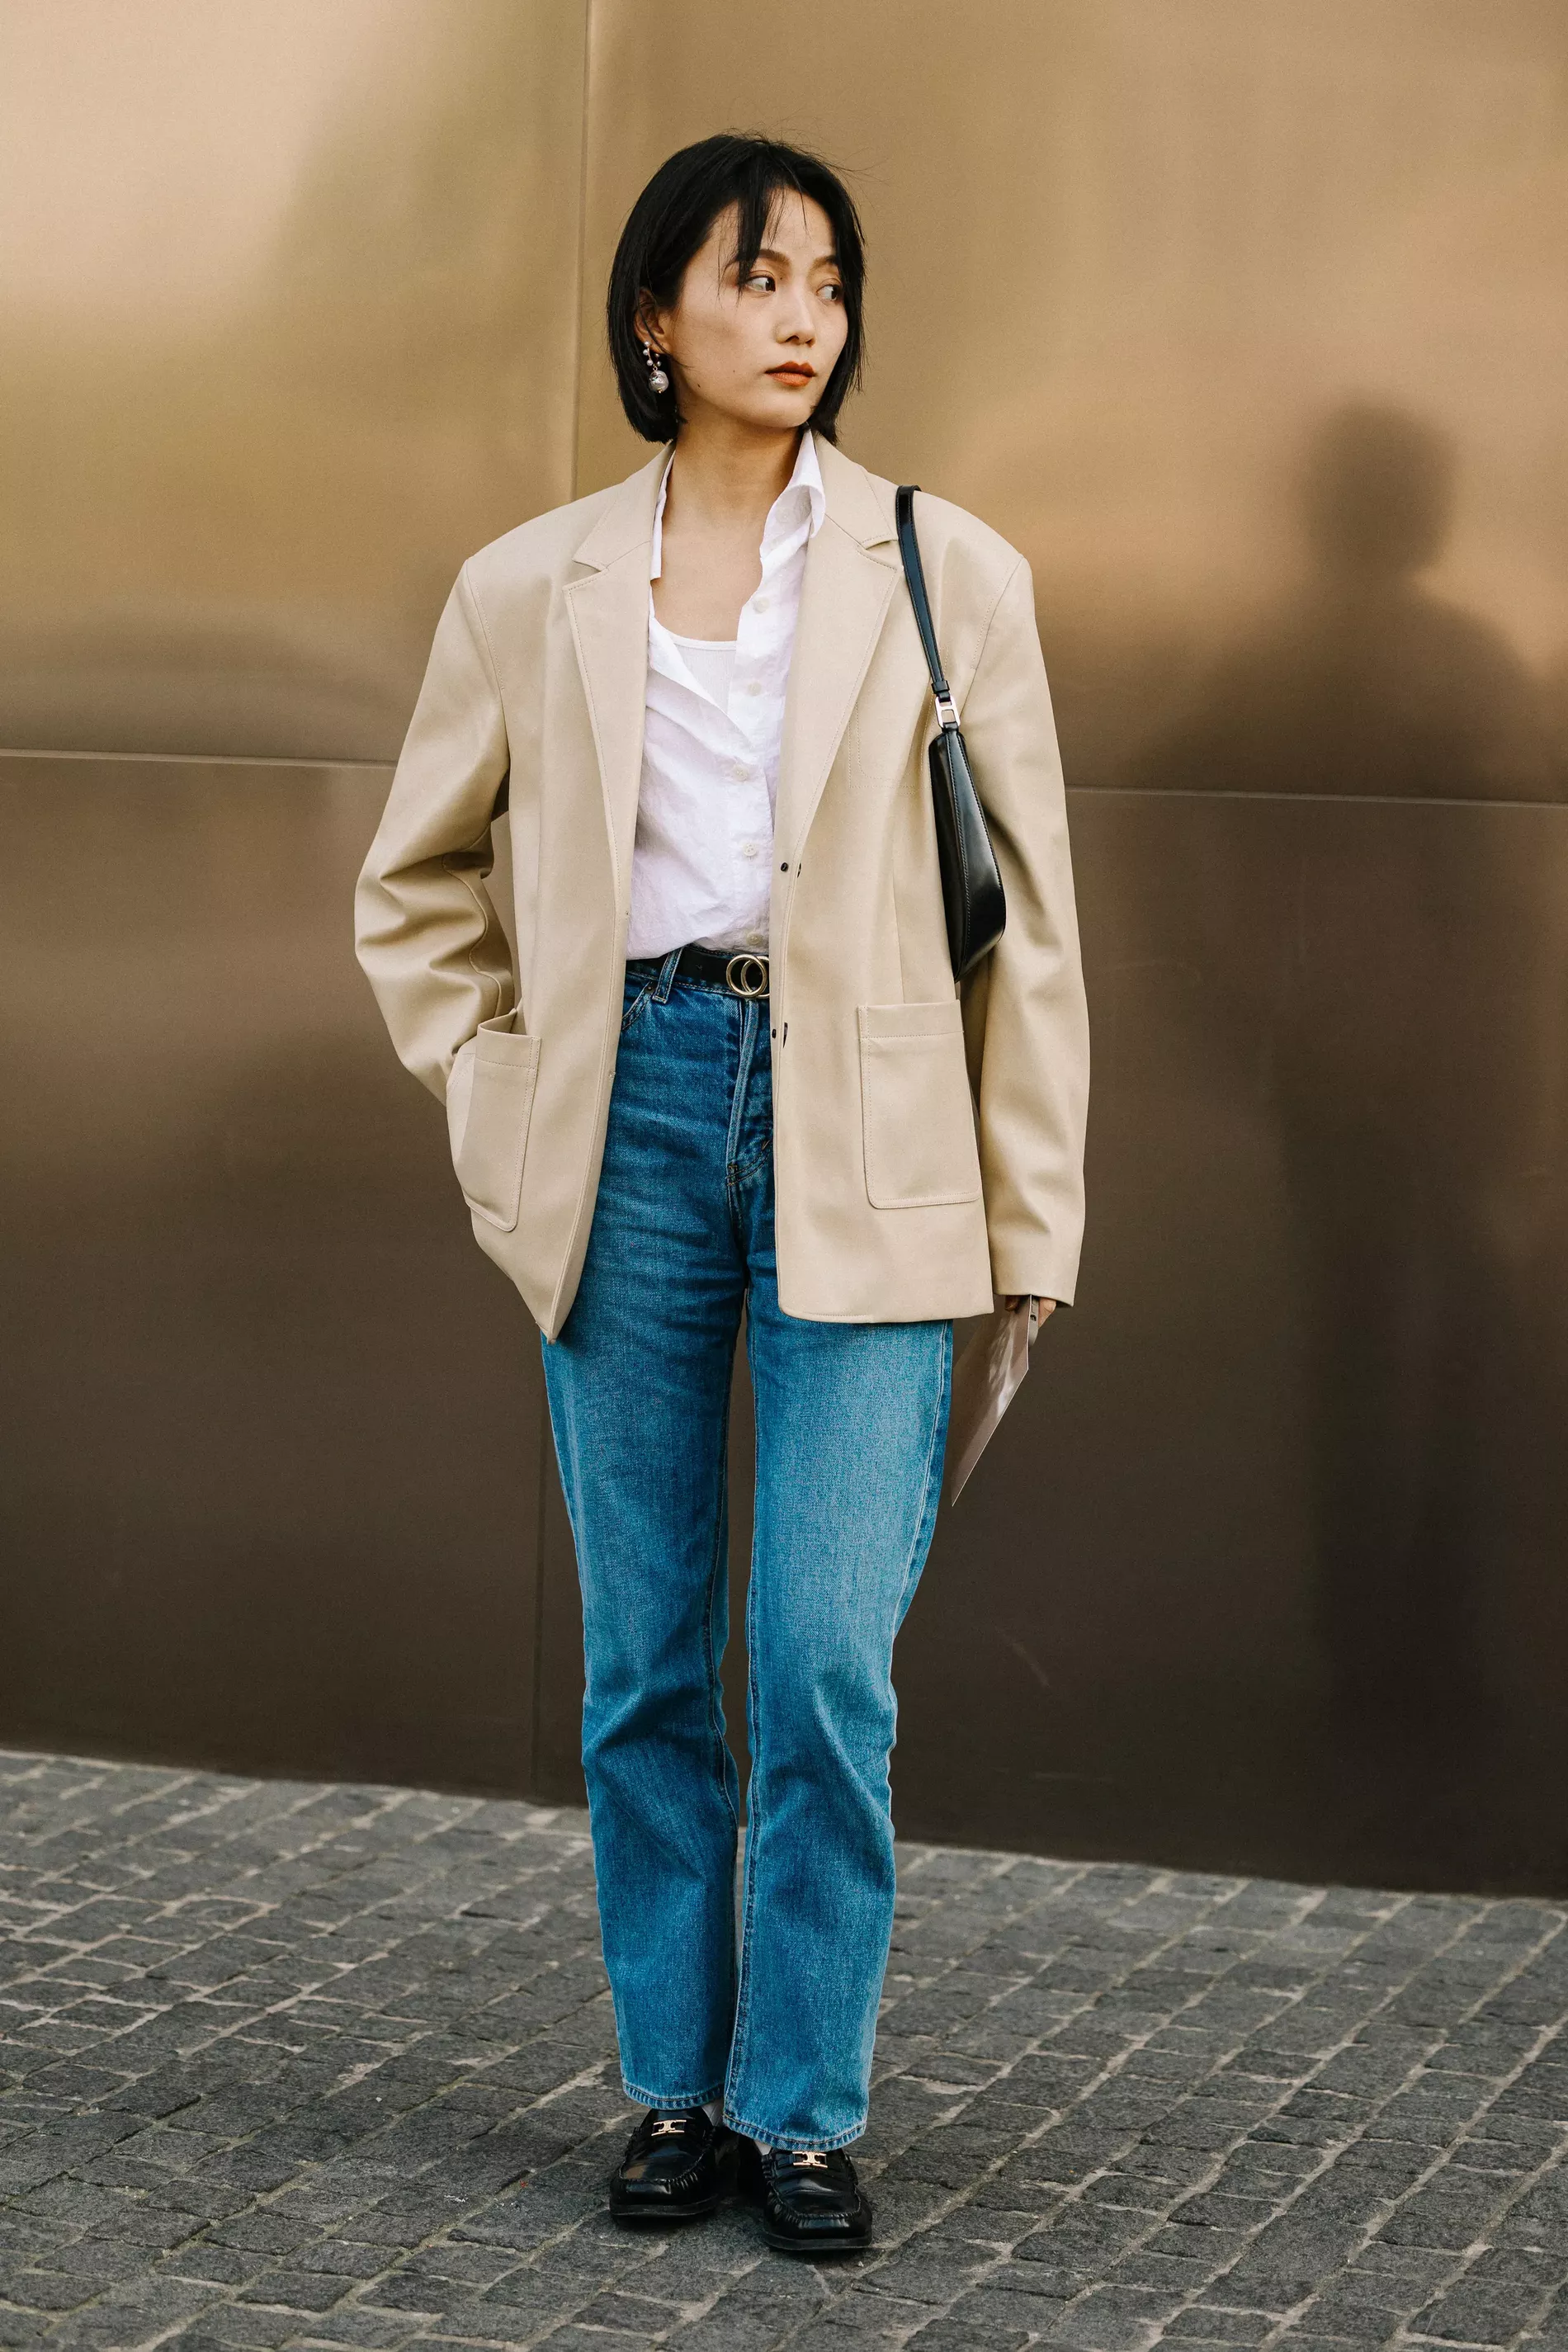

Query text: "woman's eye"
[743, 272, 776, 292]
[819, 282, 843, 302]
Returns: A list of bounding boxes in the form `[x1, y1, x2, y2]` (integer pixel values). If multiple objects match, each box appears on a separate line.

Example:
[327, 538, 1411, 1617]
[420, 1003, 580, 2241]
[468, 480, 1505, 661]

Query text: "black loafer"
[608, 2107, 730, 2226]
[742, 2143, 873, 2255]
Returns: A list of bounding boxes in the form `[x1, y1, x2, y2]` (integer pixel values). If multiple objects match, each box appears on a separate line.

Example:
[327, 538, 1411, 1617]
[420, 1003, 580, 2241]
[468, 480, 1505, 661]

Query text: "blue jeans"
[541, 953, 952, 2151]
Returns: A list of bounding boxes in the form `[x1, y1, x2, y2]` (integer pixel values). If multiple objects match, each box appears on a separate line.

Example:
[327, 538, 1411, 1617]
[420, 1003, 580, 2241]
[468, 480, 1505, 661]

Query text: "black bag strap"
[895, 485, 961, 730]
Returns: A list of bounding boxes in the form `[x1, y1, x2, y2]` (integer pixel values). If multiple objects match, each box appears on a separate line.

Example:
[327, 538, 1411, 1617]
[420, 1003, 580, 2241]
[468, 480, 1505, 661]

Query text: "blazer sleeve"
[353, 564, 515, 1102]
[958, 555, 1089, 1304]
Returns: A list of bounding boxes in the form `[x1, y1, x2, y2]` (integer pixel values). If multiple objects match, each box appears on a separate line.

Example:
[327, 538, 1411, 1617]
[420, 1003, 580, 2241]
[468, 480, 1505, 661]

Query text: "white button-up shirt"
[626, 430, 825, 961]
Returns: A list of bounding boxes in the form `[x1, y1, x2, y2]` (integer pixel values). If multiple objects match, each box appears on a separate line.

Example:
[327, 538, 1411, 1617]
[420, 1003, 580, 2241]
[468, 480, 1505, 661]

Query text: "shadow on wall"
[1115, 402, 1568, 1783]
[1137, 401, 1561, 804]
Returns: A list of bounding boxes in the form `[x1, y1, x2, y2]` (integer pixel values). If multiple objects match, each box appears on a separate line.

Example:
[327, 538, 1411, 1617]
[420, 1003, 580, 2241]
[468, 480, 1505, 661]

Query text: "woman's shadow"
[1145, 399, 1557, 805]
[1136, 400, 1566, 1776]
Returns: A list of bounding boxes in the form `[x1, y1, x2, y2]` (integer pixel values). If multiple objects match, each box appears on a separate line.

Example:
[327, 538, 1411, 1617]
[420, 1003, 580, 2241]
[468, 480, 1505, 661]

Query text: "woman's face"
[645, 191, 848, 436]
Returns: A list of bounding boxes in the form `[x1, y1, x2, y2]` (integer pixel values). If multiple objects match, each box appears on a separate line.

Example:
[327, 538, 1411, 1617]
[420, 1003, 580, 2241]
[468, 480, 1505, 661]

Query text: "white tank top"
[666, 632, 738, 707]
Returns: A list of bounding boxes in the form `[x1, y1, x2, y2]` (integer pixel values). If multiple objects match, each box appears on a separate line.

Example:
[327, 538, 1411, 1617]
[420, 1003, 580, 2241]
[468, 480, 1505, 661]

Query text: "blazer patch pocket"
[857, 1000, 983, 1210]
[446, 1017, 541, 1232]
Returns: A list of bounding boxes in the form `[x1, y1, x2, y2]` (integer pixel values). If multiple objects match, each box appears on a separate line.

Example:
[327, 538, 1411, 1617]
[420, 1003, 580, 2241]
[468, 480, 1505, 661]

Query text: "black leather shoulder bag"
[895, 484, 1008, 978]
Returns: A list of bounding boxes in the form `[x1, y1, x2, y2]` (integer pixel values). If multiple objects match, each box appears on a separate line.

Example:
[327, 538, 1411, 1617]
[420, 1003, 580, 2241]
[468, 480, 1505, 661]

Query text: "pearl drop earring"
[642, 341, 670, 395]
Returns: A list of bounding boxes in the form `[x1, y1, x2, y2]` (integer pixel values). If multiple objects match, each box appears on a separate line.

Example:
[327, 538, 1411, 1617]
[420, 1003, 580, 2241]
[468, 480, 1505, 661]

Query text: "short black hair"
[607, 133, 866, 444]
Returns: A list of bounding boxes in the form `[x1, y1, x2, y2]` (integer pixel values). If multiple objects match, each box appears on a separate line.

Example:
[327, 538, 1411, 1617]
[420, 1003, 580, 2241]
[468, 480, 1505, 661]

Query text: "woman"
[355, 133, 1089, 2255]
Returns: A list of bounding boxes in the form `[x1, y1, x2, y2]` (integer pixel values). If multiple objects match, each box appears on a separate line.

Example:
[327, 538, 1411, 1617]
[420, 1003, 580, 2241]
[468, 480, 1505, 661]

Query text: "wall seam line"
[0, 749, 394, 772]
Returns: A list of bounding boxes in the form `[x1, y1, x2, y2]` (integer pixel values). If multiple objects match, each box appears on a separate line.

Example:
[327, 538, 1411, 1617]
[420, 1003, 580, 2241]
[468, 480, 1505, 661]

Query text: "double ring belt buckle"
[724, 952, 769, 999]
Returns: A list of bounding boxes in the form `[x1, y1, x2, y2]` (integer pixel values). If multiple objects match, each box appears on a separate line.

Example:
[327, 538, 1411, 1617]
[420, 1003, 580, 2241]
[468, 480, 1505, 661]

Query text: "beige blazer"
[355, 437, 1089, 1339]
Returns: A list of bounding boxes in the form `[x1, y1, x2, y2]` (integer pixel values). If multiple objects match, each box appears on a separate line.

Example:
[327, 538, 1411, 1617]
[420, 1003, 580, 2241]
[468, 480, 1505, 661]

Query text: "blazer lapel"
[565, 439, 899, 898]
[774, 442, 900, 868]
[564, 448, 668, 909]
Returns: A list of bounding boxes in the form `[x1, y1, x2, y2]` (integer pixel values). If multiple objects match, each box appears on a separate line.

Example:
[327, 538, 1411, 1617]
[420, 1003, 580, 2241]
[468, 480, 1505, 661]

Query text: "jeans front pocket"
[857, 999, 983, 1209]
[446, 1015, 541, 1231]
[621, 974, 656, 1035]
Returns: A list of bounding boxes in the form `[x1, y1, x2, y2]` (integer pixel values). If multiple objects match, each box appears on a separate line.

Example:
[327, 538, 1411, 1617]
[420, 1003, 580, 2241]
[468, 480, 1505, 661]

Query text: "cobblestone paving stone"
[2, 1753, 1567, 2352]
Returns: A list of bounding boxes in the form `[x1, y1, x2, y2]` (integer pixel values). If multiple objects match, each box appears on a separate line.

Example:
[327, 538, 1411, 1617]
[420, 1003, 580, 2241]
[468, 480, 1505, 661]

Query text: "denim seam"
[703, 1388, 741, 1840]
[729, 1133, 772, 1182]
[727, 1320, 950, 2137]
[538, 1358, 641, 2075]
[724, 1306, 767, 2113]
[895, 1322, 954, 1624]
[722, 997, 757, 1187]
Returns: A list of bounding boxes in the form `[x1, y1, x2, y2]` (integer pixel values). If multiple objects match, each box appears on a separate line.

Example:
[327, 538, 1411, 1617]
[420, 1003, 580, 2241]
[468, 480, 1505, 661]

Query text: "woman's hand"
[1000, 1296, 1056, 1317]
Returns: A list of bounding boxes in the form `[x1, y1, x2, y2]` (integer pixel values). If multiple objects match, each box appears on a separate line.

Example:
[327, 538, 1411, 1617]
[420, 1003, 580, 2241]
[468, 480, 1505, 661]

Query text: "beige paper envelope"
[943, 1296, 1039, 1504]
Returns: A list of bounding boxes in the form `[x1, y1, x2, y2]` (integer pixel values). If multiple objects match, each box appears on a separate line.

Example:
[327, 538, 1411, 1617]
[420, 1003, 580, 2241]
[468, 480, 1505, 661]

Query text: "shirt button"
[753, 595, 770, 612]
[740, 842, 759, 860]
[730, 762, 750, 781]
[746, 681, 763, 697]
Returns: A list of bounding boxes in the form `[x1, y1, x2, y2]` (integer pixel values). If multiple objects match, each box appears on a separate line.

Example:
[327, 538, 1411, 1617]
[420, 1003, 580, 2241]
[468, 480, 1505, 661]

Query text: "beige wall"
[0, 0, 587, 758]
[578, 1, 1568, 795]
[5, 1, 1564, 772]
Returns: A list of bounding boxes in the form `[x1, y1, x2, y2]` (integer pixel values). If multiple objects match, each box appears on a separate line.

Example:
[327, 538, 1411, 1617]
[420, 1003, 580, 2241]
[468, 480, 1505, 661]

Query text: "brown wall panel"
[901, 791, 1568, 1891]
[10, 763, 1566, 1888]
[0, 757, 543, 1790]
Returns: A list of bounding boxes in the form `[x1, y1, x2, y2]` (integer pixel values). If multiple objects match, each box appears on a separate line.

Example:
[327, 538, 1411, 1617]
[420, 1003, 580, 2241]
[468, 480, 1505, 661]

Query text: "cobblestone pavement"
[2, 1755, 1567, 2352]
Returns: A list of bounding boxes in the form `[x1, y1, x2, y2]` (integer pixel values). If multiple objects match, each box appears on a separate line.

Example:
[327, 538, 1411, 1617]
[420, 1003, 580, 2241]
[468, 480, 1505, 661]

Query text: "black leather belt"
[629, 944, 769, 998]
